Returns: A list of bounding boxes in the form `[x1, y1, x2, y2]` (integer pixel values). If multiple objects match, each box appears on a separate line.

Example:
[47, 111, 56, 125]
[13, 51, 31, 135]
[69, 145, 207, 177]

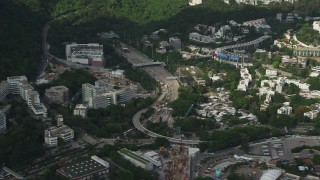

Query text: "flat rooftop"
[58, 159, 107, 178]
[46, 125, 73, 137]
[118, 148, 150, 164]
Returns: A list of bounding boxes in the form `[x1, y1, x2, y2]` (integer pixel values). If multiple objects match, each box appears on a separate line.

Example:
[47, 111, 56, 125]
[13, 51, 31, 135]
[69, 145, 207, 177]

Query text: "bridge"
[2, 166, 24, 179]
[132, 62, 164, 68]
[216, 35, 272, 52]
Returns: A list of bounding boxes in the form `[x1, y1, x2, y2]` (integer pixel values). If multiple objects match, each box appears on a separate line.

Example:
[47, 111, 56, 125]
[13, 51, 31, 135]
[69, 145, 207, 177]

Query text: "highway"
[119, 44, 203, 144]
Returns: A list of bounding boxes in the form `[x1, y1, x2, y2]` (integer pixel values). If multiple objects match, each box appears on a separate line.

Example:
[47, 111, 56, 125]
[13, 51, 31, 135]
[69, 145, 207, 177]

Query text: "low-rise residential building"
[313, 21, 320, 33]
[310, 72, 320, 77]
[237, 80, 249, 91]
[285, 78, 310, 92]
[237, 68, 252, 92]
[66, 43, 105, 67]
[286, 13, 295, 23]
[276, 13, 283, 22]
[265, 69, 277, 77]
[293, 47, 320, 57]
[74, 104, 88, 118]
[310, 66, 320, 77]
[44, 115, 74, 147]
[189, 32, 215, 44]
[45, 86, 69, 105]
[300, 90, 320, 99]
[304, 110, 319, 120]
[243, 18, 266, 27]
[189, 0, 202, 6]
[118, 148, 153, 170]
[57, 155, 109, 180]
[277, 102, 293, 115]
[169, 37, 182, 51]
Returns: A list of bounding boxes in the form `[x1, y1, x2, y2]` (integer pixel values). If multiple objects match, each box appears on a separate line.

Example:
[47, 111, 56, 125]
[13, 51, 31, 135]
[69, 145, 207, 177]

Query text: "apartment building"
[313, 21, 320, 33]
[66, 43, 105, 67]
[277, 102, 293, 115]
[0, 81, 8, 102]
[294, 47, 320, 57]
[189, 32, 215, 44]
[116, 85, 138, 104]
[44, 115, 74, 147]
[265, 69, 277, 77]
[0, 112, 6, 133]
[189, 0, 202, 6]
[1, 76, 47, 117]
[74, 104, 89, 118]
[169, 37, 182, 51]
[304, 110, 319, 120]
[7, 76, 28, 94]
[82, 82, 137, 109]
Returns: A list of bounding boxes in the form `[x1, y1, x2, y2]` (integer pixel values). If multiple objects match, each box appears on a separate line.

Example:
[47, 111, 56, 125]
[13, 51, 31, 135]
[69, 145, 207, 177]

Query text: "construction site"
[159, 146, 192, 180]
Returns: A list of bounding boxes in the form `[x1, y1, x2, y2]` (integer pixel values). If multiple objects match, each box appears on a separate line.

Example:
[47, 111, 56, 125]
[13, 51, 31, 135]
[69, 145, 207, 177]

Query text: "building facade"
[294, 47, 320, 57]
[0, 112, 6, 133]
[313, 21, 320, 33]
[82, 82, 137, 109]
[0, 81, 9, 102]
[189, 32, 215, 44]
[66, 43, 105, 67]
[2, 76, 47, 117]
[189, 0, 202, 6]
[44, 115, 74, 147]
[74, 104, 88, 118]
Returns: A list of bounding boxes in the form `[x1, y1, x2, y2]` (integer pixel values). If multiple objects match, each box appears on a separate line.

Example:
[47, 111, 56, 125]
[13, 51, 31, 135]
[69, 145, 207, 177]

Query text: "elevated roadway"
[121, 44, 202, 144]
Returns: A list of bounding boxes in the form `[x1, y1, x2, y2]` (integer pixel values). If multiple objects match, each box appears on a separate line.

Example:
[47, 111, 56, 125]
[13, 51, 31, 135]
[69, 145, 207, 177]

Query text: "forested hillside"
[1, 0, 320, 80]
[0, 1, 47, 80]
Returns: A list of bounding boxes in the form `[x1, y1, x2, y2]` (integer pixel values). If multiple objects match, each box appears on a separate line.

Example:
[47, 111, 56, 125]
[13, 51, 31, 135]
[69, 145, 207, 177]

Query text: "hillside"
[1, 0, 320, 80]
[0, 1, 47, 80]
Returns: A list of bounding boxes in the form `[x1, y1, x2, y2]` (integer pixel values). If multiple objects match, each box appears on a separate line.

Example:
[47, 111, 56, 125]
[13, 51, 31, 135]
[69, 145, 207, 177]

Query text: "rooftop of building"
[45, 125, 73, 137]
[118, 148, 150, 164]
[75, 104, 88, 109]
[46, 86, 69, 92]
[57, 158, 107, 179]
[7, 76, 27, 81]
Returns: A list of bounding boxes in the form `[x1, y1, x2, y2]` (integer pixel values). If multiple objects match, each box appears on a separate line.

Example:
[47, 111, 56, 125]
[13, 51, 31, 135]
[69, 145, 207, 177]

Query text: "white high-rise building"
[7, 76, 28, 94]
[2, 76, 47, 117]
[82, 82, 137, 109]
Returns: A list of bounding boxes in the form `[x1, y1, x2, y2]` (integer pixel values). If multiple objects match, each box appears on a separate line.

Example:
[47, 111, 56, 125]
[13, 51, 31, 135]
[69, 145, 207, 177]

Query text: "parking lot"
[249, 137, 320, 160]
